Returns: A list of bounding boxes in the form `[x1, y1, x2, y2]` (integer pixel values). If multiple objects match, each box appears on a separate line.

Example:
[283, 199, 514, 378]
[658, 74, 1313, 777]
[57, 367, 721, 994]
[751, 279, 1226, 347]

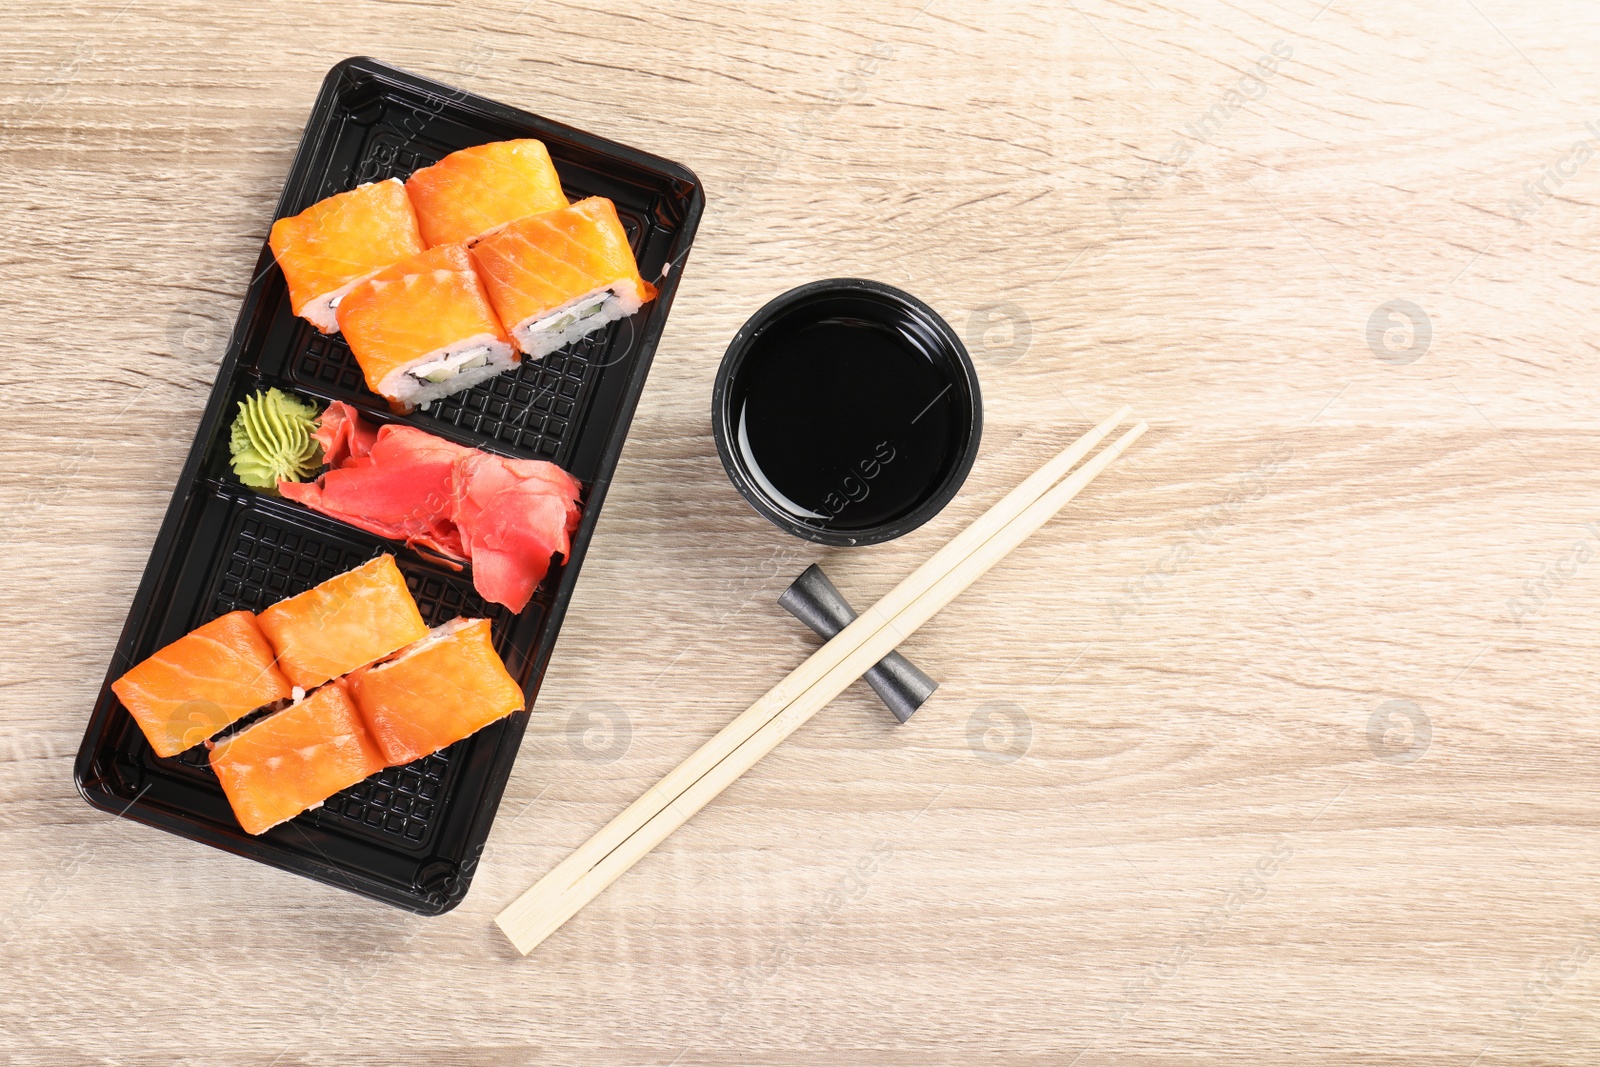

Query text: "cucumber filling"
[410, 347, 490, 385]
[536, 298, 610, 336]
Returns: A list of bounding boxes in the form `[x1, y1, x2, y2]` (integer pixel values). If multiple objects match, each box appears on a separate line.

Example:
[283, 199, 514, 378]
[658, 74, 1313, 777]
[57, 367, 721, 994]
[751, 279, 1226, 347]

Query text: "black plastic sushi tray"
[72, 57, 703, 914]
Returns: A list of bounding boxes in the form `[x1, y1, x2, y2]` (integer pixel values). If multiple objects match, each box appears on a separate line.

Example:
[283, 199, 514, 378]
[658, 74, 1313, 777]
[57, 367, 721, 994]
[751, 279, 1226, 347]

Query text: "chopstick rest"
[780, 564, 937, 723]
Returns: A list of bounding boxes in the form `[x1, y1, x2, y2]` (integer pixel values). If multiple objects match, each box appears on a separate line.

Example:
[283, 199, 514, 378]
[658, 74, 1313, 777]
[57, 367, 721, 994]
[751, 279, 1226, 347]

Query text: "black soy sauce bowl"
[712, 278, 983, 547]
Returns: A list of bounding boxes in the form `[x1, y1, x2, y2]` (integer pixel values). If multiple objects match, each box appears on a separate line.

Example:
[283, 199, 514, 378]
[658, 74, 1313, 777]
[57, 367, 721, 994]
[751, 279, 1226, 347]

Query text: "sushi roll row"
[112, 555, 525, 835]
[268, 139, 655, 413]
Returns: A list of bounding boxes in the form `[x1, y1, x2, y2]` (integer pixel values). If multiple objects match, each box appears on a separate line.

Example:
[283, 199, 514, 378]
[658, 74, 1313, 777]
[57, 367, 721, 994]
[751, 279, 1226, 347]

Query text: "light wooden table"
[3, 1, 1597, 1063]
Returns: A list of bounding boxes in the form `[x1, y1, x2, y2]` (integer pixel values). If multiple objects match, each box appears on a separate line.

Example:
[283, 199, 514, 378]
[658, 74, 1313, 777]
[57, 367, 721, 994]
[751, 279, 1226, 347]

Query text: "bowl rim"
[711, 277, 984, 547]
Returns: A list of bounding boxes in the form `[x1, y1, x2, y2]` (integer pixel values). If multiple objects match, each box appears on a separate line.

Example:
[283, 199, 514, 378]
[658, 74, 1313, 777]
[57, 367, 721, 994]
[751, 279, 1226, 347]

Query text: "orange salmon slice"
[469, 197, 655, 359]
[348, 618, 524, 765]
[111, 610, 294, 759]
[209, 680, 386, 835]
[405, 139, 569, 247]
[268, 179, 426, 333]
[256, 554, 428, 690]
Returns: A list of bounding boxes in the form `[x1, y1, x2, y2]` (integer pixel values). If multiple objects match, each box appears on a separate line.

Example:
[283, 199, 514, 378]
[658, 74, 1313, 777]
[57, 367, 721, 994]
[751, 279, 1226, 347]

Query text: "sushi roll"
[404, 139, 569, 247]
[256, 554, 428, 690]
[347, 618, 524, 765]
[209, 680, 386, 835]
[268, 179, 426, 334]
[469, 197, 656, 360]
[110, 610, 293, 758]
[335, 243, 518, 412]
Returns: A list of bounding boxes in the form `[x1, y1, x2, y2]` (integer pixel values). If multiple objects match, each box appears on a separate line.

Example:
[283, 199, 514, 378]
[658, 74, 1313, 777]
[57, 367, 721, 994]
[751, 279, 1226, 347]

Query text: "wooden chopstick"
[496, 410, 1145, 954]
[498, 407, 1133, 919]
[496, 419, 1148, 954]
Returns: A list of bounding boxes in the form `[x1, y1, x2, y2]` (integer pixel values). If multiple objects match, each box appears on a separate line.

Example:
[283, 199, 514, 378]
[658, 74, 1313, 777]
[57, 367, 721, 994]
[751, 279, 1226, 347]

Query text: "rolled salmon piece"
[268, 178, 427, 334]
[404, 138, 569, 247]
[469, 197, 656, 361]
[110, 610, 294, 758]
[209, 680, 386, 835]
[256, 554, 428, 690]
[335, 243, 519, 412]
[347, 618, 524, 766]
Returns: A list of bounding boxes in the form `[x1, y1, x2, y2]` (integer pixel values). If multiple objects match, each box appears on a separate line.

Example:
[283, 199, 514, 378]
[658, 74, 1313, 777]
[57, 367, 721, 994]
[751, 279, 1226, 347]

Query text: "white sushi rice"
[301, 272, 378, 334]
[508, 282, 647, 359]
[376, 333, 519, 412]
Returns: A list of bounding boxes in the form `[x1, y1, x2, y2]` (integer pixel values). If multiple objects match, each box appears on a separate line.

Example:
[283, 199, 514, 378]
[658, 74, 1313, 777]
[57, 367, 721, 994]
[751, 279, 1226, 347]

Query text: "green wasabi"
[229, 388, 322, 493]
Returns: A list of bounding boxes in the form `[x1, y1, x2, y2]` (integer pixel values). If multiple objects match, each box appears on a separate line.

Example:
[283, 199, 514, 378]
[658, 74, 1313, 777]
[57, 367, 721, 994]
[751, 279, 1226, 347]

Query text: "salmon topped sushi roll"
[256, 554, 428, 690]
[469, 197, 656, 360]
[268, 179, 426, 334]
[209, 680, 386, 835]
[404, 139, 569, 247]
[335, 243, 518, 412]
[348, 618, 524, 766]
[111, 610, 293, 758]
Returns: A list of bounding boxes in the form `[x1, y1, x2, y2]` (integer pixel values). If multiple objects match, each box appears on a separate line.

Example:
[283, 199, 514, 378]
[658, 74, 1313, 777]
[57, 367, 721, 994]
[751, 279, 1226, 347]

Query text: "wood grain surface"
[3, 1, 1598, 1064]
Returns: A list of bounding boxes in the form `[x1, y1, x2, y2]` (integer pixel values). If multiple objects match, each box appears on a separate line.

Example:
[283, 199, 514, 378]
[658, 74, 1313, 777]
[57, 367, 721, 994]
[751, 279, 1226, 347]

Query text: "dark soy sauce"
[734, 315, 959, 531]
